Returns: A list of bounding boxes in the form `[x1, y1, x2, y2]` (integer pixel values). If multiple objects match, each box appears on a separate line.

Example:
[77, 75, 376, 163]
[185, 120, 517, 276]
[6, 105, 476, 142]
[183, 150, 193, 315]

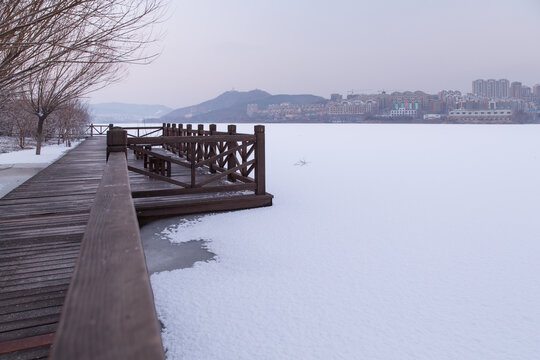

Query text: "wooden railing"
[124, 126, 164, 138]
[124, 123, 266, 198]
[50, 151, 165, 360]
[85, 124, 111, 136]
[85, 124, 164, 137]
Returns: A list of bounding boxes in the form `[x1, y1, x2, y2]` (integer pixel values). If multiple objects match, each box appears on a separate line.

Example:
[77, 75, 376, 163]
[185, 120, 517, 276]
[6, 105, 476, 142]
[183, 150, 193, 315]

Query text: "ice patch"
[161, 217, 206, 244]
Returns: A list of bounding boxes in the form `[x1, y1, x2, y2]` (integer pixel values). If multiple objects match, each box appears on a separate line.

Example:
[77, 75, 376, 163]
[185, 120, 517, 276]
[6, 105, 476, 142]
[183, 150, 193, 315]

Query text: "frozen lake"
[148, 124, 540, 360]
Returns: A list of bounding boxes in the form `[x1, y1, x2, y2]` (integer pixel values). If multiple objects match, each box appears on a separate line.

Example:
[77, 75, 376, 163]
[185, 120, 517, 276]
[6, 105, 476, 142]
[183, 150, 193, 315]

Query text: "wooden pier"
[0, 124, 272, 359]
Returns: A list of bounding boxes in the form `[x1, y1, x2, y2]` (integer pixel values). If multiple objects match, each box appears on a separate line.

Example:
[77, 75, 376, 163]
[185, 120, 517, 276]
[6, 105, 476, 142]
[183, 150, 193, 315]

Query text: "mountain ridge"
[160, 90, 325, 123]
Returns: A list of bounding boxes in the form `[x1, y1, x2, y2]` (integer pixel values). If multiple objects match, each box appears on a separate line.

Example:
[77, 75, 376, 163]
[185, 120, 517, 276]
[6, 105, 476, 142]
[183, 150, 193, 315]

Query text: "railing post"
[166, 124, 171, 151]
[90, 124, 93, 137]
[177, 124, 183, 155]
[187, 126, 192, 162]
[254, 125, 266, 195]
[171, 124, 177, 154]
[209, 124, 217, 173]
[186, 124, 192, 160]
[197, 124, 204, 162]
[227, 125, 237, 182]
[189, 143, 196, 187]
[106, 127, 127, 161]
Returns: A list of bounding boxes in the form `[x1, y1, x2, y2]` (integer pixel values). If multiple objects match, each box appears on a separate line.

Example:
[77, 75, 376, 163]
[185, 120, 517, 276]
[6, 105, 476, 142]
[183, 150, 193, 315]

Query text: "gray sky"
[89, 0, 540, 108]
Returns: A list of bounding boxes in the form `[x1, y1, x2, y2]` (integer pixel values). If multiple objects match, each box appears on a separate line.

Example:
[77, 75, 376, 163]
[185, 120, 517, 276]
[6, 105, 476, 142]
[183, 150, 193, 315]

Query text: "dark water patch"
[140, 216, 216, 274]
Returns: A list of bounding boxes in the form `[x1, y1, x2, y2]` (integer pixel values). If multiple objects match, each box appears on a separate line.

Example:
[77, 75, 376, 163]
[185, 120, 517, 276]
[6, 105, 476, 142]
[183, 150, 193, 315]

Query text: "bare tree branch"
[0, 0, 164, 93]
[0, 0, 165, 154]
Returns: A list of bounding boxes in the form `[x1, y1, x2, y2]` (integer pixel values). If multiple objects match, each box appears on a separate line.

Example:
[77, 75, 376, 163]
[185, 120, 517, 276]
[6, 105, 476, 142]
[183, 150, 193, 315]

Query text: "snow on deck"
[150, 124, 540, 360]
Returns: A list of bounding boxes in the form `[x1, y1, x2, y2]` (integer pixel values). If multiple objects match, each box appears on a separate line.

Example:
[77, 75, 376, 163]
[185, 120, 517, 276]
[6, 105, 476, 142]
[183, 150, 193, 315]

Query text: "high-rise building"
[521, 86, 532, 99]
[472, 79, 486, 97]
[510, 82, 522, 99]
[472, 79, 510, 98]
[498, 79, 510, 98]
[487, 79, 497, 98]
[534, 85, 540, 97]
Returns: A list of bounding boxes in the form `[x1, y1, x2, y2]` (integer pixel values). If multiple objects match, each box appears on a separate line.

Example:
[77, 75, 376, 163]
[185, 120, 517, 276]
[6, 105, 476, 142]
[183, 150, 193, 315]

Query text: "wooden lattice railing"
[106, 124, 266, 198]
[85, 124, 111, 136]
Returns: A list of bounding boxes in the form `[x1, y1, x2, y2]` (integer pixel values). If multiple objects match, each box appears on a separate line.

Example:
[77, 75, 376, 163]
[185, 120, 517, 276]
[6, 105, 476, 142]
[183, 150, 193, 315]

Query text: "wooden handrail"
[120, 126, 163, 130]
[127, 134, 256, 145]
[50, 152, 165, 360]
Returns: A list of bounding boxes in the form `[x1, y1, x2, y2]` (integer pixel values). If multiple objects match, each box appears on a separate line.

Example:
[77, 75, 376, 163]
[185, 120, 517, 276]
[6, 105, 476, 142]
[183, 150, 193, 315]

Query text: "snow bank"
[0, 141, 82, 198]
[0, 141, 82, 165]
[151, 125, 540, 360]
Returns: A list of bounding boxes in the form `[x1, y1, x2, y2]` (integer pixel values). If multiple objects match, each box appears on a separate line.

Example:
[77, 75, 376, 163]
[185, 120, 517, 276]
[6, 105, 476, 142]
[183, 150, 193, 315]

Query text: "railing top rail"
[120, 126, 164, 130]
[128, 134, 255, 145]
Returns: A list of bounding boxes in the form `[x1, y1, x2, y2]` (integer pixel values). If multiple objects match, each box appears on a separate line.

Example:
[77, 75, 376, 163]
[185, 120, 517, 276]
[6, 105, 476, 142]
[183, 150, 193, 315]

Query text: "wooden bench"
[148, 156, 171, 177]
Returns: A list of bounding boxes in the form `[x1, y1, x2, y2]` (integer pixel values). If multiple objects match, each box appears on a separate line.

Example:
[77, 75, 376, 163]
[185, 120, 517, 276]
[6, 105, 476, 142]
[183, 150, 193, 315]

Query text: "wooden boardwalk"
[0, 137, 106, 359]
[0, 126, 272, 359]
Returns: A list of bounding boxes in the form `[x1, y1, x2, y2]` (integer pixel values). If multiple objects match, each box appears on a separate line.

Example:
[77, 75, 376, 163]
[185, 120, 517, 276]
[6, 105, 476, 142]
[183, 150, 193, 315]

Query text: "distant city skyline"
[88, 0, 540, 108]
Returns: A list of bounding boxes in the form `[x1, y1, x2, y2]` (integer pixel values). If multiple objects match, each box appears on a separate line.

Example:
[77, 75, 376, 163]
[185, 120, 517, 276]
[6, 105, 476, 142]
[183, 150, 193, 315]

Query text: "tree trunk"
[35, 115, 47, 155]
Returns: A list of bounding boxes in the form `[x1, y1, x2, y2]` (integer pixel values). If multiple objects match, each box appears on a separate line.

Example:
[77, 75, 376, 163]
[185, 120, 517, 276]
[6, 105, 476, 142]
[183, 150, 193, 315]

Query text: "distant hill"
[160, 90, 325, 123]
[88, 102, 173, 123]
[161, 90, 271, 121]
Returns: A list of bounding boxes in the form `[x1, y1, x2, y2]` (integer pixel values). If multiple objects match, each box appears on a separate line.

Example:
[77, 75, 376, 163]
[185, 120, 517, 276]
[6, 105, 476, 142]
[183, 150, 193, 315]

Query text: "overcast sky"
[88, 0, 540, 108]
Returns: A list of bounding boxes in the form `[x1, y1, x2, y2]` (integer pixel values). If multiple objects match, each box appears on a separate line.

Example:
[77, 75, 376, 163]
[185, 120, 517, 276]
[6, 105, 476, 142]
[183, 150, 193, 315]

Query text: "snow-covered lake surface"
[149, 124, 540, 359]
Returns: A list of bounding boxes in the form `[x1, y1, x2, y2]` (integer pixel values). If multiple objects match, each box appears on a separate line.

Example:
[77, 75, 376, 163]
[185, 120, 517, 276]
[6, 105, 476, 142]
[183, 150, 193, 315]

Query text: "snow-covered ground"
[150, 124, 540, 359]
[0, 141, 82, 198]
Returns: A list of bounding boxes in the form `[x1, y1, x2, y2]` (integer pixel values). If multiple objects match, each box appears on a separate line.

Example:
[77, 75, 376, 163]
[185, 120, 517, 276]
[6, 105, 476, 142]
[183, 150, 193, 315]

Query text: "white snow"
[150, 124, 540, 360]
[0, 141, 82, 198]
[0, 141, 82, 165]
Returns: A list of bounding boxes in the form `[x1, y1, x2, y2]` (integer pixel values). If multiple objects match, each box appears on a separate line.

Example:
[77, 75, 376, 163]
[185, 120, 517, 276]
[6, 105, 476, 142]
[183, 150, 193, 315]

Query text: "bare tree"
[0, 97, 35, 148]
[49, 100, 90, 147]
[1, 0, 163, 93]
[2, 0, 165, 154]
[23, 44, 119, 153]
